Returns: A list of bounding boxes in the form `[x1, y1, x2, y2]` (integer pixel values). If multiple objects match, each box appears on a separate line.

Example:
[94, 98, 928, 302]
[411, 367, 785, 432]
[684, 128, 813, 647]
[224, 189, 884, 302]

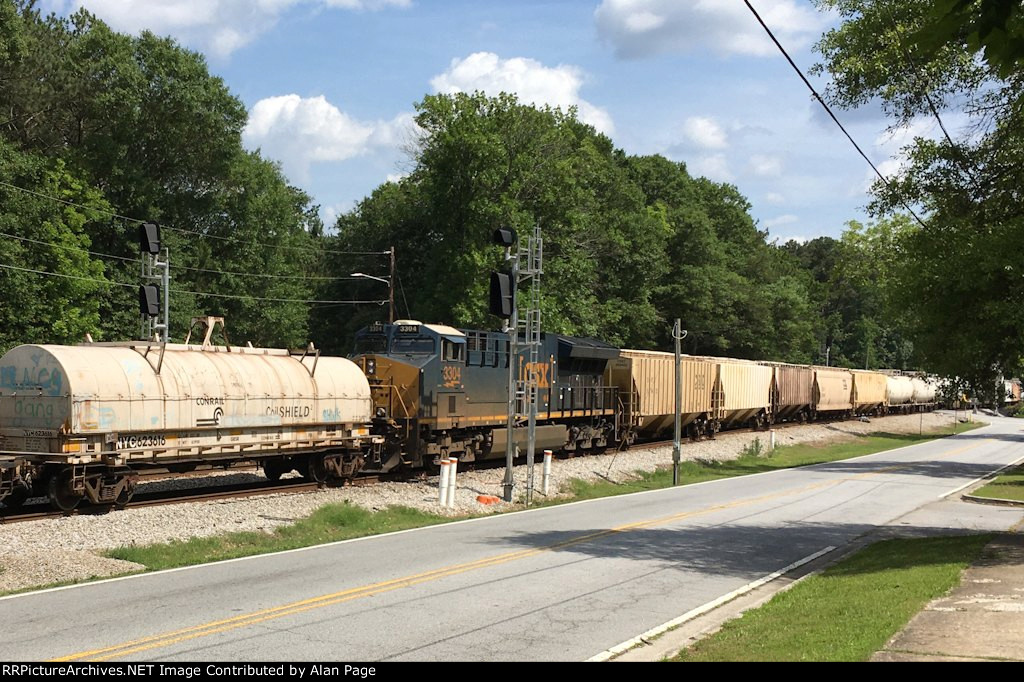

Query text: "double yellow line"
[54, 438, 990, 661]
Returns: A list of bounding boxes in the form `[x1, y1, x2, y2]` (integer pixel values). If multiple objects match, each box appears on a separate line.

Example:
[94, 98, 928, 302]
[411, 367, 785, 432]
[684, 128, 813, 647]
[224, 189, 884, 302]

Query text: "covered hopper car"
[0, 341, 380, 510]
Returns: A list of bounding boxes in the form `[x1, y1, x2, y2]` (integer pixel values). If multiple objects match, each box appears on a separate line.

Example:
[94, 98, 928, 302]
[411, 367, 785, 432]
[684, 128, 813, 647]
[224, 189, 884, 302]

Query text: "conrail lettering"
[117, 433, 167, 449]
[267, 405, 311, 418]
[196, 396, 225, 406]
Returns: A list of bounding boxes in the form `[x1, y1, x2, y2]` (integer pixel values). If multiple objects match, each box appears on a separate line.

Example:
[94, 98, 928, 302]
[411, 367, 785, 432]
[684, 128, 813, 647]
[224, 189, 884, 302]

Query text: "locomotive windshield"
[392, 337, 435, 354]
[355, 335, 388, 353]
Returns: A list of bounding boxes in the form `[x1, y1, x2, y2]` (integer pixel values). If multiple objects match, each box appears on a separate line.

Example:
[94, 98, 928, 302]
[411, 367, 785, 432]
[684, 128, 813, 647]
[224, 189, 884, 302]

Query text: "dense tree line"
[4, 0, 992, 387]
[814, 0, 1024, 398]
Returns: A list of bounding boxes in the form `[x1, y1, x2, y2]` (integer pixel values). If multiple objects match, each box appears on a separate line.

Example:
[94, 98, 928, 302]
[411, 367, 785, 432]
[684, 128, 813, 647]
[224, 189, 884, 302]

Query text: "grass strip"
[553, 423, 983, 503]
[106, 503, 453, 570]
[971, 465, 1024, 502]
[672, 534, 992, 662]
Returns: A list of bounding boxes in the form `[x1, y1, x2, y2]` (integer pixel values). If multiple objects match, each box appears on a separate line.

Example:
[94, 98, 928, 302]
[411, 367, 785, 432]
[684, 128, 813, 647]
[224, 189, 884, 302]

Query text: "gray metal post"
[502, 245, 519, 503]
[672, 319, 687, 486]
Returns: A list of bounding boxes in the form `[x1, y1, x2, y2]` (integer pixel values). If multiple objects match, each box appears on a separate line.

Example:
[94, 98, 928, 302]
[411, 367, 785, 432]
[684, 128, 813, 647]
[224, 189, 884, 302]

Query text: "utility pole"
[672, 319, 687, 486]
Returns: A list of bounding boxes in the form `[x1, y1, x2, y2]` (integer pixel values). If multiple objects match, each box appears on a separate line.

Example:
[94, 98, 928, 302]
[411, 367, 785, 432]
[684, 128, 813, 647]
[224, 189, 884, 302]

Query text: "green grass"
[106, 503, 454, 570]
[972, 465, 1024, 502]
[548, 423, 983, 504]
[672, 534, 992, 662]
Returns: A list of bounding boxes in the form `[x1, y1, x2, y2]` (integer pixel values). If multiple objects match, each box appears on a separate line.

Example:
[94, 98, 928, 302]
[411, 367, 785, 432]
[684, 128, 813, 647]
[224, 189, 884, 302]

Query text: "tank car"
[0, 340, 379, 510]
[351, 321, 622, 470]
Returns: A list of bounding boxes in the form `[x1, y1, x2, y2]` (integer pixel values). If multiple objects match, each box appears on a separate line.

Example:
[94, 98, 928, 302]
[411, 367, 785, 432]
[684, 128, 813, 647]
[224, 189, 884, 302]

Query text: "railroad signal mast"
[139, 222, 170, 343]
[491, 223, 544, 504]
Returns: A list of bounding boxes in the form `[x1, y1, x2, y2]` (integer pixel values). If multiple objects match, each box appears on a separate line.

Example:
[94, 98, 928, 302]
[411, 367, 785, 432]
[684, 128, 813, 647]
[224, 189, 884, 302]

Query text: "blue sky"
[43, 0, 946, 243]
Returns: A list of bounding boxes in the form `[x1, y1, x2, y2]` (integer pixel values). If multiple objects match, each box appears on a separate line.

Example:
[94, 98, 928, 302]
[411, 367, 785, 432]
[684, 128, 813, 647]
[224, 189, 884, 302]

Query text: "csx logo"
[519, 362, 551, 389]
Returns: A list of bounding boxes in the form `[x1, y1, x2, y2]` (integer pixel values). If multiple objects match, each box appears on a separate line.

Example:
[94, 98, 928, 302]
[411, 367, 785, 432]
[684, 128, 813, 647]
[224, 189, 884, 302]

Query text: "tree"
[0, 139, 111, 353]
[814, 0, 1024, 387]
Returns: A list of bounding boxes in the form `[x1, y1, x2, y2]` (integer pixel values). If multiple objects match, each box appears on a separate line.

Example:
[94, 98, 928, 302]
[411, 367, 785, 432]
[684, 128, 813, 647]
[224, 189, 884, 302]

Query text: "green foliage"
[740, 438, 765, 458]
[814, 0, 1024, 387]
[0, 139, 111, 353]
[0, 3, 320, 348]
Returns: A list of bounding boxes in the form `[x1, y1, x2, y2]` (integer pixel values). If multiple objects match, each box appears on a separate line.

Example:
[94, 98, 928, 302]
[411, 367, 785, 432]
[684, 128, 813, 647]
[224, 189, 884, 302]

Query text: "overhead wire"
[743, 0, 929, 229]
[0, 262, 385, 305]
[0, 230, 368, 280]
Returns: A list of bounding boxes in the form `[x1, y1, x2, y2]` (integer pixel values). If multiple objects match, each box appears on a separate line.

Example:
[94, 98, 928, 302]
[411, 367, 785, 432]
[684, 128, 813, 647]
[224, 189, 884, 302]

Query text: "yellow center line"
[54, 438, 991, 661]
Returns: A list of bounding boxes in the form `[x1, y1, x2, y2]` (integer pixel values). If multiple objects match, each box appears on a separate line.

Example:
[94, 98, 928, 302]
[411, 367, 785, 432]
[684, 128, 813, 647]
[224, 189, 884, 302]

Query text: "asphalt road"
[3, 414, 1024, 662]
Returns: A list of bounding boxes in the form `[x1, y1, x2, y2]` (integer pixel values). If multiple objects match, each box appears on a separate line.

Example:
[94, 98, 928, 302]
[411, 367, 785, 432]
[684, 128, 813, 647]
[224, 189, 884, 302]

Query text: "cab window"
[442, 339, 465, 363]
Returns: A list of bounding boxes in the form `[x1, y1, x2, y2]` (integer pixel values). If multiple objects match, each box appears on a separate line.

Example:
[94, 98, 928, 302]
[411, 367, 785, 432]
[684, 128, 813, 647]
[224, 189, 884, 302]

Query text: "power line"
[0, 262, 388, 305]
[0, 230, 366, 281]
[0, 178, 388, 257]
[0, 179, 144, 225]
[743, 0, 929, 229]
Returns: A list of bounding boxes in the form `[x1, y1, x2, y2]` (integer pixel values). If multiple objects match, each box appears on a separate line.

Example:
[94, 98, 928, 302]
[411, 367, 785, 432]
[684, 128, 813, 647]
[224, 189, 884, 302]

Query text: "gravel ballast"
[0, 411, 971, 593]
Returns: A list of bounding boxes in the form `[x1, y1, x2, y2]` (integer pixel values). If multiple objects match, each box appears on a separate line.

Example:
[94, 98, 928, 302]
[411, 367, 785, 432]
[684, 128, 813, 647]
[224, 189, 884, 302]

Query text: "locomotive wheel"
[48, 469, 83, 512]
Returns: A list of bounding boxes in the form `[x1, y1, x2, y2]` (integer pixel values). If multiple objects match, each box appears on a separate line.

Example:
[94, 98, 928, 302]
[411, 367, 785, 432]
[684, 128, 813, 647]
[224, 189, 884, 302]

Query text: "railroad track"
[0, 472, 394, 525]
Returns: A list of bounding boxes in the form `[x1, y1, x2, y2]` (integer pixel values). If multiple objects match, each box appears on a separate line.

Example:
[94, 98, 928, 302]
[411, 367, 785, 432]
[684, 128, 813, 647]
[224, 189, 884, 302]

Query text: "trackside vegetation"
[671, 534, 992, 662]
[106, 504, 454, 571]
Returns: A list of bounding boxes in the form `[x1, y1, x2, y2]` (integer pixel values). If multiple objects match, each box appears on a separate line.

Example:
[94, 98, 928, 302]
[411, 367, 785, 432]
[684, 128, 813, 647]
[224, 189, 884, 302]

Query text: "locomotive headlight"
[367, 358, 376, 375]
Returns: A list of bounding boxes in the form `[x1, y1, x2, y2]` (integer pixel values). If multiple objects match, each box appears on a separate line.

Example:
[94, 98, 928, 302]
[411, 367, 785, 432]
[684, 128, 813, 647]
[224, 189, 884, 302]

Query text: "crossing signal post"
[491, 228, 518, 503]
[139, 222, 169, 342]
[490, 224, 543, 504]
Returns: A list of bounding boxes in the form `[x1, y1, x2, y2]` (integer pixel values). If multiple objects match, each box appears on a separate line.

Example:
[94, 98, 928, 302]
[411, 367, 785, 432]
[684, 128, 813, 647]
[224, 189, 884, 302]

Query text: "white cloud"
[683, 116, 728, 150]
[749, 154, 782, 176]
[689, 154, 733, 182]
[430, 52, 614, 135]
[594, 0, 830, 59]
[764, 191, 785, 204]
[61, 0, 410, 57]
[243, 94, 413, 182]
[764, 214, 798, 229]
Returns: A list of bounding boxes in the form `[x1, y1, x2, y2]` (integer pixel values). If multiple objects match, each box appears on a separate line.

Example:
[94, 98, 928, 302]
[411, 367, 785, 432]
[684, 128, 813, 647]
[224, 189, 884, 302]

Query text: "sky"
[41, 0, 948, 243]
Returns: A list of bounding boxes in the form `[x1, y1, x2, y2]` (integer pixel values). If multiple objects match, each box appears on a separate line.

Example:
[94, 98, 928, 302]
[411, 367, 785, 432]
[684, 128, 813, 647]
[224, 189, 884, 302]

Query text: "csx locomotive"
[352, 320, 622, 470]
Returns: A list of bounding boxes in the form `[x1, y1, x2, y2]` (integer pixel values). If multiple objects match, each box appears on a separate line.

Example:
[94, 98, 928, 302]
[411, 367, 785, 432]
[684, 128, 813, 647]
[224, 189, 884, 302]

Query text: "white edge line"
[939, 451, 1024, 499]
[0, 415, 994, 602]
[586, 545, 838, 662]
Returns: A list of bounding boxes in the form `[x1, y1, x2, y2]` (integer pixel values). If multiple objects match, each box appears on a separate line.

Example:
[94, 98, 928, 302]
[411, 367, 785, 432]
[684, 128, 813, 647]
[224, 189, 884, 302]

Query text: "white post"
[542, 450, 553, 495]
[438, 459, 450, 506]
[446, 457, 459, 508]
[769, 430, 776, 451]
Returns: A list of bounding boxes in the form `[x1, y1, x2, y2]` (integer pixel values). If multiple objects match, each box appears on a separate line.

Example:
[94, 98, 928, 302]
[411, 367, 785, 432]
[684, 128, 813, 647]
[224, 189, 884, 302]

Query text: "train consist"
[351, 321, 938, 471]
[0, 338, 381, 510]
[0, 318, 938, 510]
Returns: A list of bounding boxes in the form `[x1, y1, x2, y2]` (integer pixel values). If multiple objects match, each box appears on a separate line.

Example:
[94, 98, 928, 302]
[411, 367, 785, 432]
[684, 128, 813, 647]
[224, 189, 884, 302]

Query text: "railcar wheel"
[303, 455, 329, 484]
[3, 483, 30, 509]
[264, 459, 291, 482]
[48, 469, 83, 512]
